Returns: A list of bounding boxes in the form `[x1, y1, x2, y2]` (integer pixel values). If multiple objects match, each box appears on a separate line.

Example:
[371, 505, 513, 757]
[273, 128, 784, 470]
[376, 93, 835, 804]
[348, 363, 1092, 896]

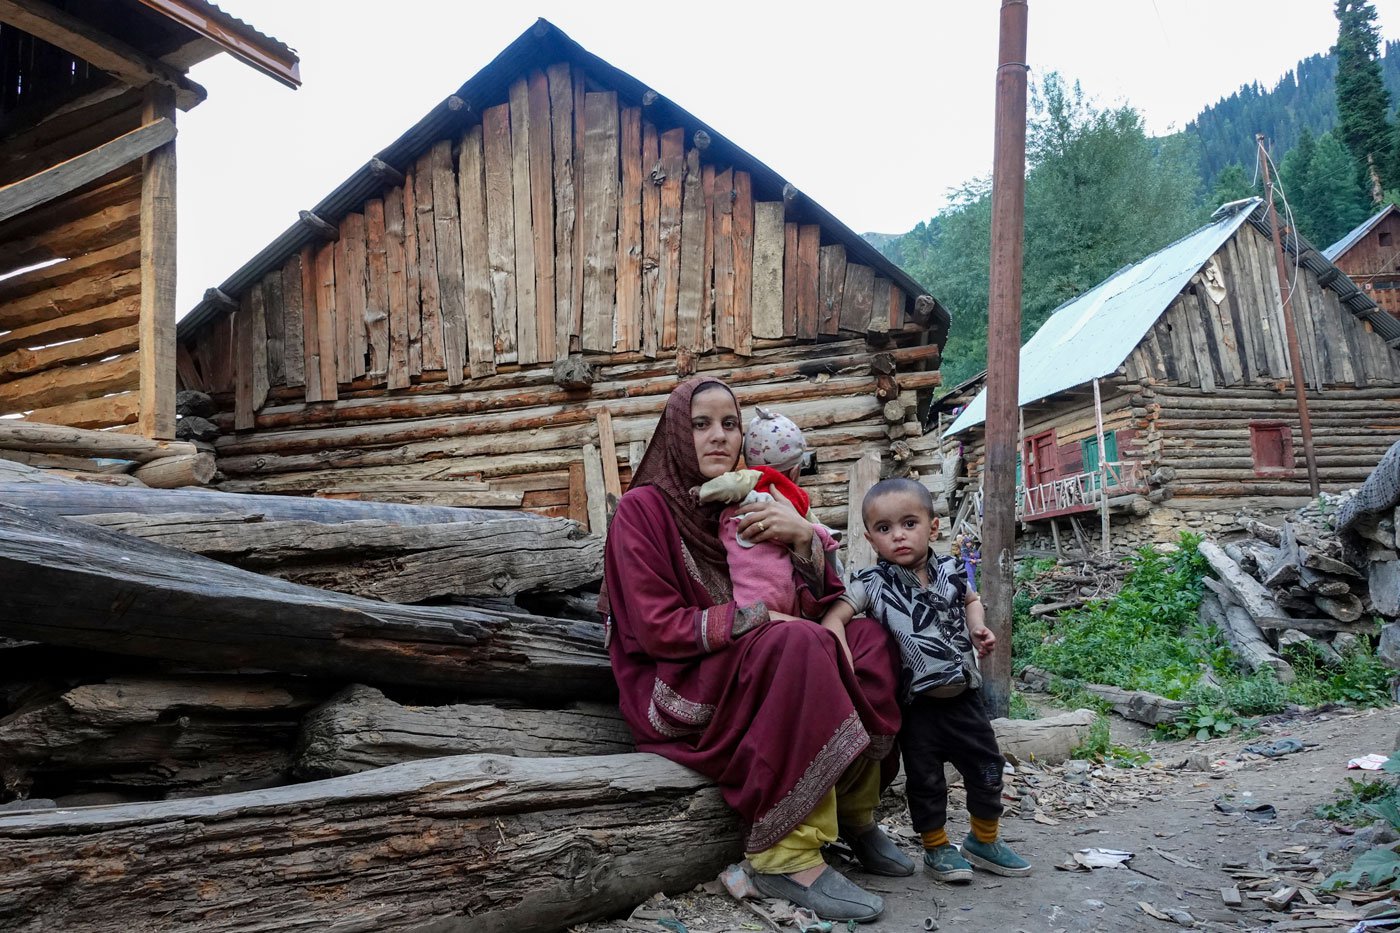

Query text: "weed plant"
[1014, 534, 1393, 744]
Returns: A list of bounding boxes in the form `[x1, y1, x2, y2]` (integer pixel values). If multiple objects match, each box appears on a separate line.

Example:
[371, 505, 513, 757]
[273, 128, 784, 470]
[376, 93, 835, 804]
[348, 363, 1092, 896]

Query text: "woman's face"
[691, 386, 742, 480]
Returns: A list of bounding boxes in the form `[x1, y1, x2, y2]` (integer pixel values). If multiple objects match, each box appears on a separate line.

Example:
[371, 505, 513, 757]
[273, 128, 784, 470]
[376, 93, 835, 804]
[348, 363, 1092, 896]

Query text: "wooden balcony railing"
[1017, 460, 1146, 521]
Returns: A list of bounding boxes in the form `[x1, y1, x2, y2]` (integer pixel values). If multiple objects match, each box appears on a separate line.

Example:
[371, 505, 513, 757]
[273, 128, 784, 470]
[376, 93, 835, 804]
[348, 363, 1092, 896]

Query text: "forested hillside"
[877, 11, 1396, 388]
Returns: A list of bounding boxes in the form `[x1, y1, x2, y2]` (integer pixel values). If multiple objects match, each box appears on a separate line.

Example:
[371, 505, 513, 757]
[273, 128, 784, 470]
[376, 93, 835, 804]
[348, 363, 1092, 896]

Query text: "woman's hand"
[735, 492, 813, 554]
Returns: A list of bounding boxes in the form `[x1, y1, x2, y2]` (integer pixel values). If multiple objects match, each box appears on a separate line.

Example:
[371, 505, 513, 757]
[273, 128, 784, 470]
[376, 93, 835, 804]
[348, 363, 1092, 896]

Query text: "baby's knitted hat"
[744, 407, 807, 472]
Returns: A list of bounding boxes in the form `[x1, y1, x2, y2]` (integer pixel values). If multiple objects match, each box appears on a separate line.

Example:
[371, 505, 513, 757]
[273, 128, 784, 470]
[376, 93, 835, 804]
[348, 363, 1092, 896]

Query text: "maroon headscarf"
[628, 376, 741, 575]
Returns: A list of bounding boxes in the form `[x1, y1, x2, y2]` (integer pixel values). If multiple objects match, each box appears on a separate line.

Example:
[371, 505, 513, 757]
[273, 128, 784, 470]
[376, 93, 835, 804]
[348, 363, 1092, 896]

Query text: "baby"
[698, 407, 838, 617]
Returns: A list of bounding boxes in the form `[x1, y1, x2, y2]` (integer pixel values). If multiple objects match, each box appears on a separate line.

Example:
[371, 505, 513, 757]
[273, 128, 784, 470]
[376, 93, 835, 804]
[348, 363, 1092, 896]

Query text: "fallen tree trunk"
[990, 708, 1097, 765]
[1199, 586, 1295, 683]
[1198, 540, 1291, 627]
[0, 482, 511, 525]
[0, 753, 742, 933]
[76, 511, 603, 601]
[0, 676, 325, 797]
[0, 421, 196, 464]
[295, 685, 634, 778]
[129, 452, 216, 489]
[1018, 667, 1188, 726]
[0, 505, 611, 700]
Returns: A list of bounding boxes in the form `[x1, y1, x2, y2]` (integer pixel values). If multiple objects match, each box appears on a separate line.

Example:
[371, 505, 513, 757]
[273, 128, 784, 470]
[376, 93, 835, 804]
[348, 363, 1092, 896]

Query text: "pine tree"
[1304, 133, 1372, 246]
[1210, 164, 1256, 206]
[1334, 0, 1393, 200]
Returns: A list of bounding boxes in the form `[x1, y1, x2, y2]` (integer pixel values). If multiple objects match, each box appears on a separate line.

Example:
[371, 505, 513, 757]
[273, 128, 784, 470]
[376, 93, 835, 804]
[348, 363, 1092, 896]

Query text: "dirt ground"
[589, 704, 1400, 933]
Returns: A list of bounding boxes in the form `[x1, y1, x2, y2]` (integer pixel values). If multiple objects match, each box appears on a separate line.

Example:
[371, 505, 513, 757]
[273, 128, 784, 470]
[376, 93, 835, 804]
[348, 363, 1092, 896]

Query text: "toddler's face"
[863, 491, 936, 567]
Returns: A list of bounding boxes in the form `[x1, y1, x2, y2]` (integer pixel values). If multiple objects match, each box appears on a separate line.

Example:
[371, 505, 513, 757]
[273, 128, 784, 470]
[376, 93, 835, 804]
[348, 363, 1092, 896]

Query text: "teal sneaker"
[923, 844, 973, 884]
[961, 834, 1032, 876]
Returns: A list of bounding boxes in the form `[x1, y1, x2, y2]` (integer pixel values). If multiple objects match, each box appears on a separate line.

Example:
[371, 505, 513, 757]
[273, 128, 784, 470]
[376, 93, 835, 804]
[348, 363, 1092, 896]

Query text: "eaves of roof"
[177, 19, 945, 345]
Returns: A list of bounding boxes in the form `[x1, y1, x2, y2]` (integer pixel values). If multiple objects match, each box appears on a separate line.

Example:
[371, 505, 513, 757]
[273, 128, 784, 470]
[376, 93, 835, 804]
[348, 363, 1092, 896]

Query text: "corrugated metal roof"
[177, 18, 946, 344]
[947, 201, 1259, 436]
[1323, 203, 1396, 261]
[947, 197, 1397, 436]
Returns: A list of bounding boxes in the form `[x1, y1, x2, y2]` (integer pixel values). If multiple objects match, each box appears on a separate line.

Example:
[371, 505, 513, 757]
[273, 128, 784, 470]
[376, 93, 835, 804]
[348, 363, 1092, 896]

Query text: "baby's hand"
[969, 624, 996, 657]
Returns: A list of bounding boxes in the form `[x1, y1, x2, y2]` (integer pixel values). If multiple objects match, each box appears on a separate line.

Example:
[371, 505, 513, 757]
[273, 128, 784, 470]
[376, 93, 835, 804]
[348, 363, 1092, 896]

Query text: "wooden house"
[944, 197, 1400, 548]
[1325, 203, 1400, 319]
[174, 20, 949, 541]
[0, 0, 299, 439]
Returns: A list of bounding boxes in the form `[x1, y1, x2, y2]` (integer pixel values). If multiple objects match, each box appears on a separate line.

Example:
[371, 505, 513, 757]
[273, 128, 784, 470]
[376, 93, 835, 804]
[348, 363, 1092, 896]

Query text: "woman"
[601, 376, 911, 922]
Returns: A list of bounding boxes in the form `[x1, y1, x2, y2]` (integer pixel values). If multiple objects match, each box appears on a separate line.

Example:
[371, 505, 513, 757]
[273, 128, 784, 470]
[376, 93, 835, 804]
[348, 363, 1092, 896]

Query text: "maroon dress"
[605, 485, 901, 852]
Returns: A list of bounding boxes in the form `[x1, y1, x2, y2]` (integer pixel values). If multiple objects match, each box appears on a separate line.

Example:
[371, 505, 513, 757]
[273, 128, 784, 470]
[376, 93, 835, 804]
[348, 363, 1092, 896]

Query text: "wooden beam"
[0, 118, 174, 225]
[137, 90, 176, 439]
[0, 0, 205, 109]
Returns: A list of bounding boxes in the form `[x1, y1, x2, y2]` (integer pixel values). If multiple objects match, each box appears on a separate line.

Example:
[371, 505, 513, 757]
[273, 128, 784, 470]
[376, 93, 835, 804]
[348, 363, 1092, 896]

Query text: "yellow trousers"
[747, 757, 881, 874]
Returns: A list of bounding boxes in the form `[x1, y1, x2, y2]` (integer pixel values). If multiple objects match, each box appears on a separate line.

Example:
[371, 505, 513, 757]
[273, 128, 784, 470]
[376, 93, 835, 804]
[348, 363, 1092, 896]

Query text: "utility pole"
[980, 0, 1029, 720]
[1257, 134, 1320, 496]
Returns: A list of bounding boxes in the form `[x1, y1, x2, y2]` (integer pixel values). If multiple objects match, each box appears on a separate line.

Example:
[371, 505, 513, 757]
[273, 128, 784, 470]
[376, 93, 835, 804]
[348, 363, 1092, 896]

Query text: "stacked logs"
[0, 484, 743, 932]
[0, 417, 215, 489]
[1195, 496, 1390, 684]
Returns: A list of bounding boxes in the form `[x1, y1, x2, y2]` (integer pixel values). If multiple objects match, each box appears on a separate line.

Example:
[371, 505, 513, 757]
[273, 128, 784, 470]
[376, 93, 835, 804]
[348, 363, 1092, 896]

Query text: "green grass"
[1007, 690, 1039, 721]
[1013, 535, 1393, 742]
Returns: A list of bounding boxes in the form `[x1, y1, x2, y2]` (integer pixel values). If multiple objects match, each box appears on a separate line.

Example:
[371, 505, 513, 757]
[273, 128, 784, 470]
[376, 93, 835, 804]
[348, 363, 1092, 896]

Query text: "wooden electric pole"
[980, 0, 1029, 719]
[1257, 134, 1320, 497]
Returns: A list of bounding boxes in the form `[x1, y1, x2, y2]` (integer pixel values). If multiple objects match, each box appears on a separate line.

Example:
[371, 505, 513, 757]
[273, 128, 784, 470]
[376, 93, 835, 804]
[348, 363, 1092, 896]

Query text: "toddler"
[820, 477, 1031, 883]
[698, 407, 838, 617]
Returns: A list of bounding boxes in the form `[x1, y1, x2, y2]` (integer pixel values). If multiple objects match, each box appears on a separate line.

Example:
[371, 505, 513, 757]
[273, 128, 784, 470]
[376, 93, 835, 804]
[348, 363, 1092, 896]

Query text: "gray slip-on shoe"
[840, 824, 916, 877]
[751, 865, 884, 922]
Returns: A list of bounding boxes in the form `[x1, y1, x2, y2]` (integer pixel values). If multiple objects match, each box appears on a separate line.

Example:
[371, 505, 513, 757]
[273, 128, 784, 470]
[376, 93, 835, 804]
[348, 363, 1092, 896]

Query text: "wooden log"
[641, 120, 661, 358]
[1315, 592, 1364, 623]
[1018, 666, 1187, 726]
[313, 240, 338, 400]
[335, 212, 366, 382]
[617, 106, 643, 353]
[0, 194, 139, 276]
[365, 199, 391, 378]
[676, 147, 705, 356]
[527, 72, 557, 364]
[507, 78, 540, 366]
[430, 140, 468, 386]
[457, 125, 496, 380]
[0, 117, 174, 225]
[0, 482, 527, 524]
[136, 89, 177, 440]
[580, 92, 620, 353]
[384, 185, 411, 389]
[262, 270, 286, 388]
[0, 420, 196, 465]
[991, 708, 1097, 765]
[413, 149, 445, 371]
[481, 102, 517, 364]
[752, 202, 784, 340]
[712, 168, 735, 350]
[1198, 540, 1291, 627]
[657, 127, 684, 349]
[0, 352, 138, 415]
[0, 504, 610, 699]
[296, 685, 631, 778]
[548, 63, 576, 360]
[845, 452, 881, 570]
[129, 452, 214, 489]
[20, 391, 138, 430]
[840, 262, 875, 335]
[77, 510, 603, 602]
[0, 752, 739, 933]
[796, 224, 820, 339]
[298, 245, 325, 402]
[0, 262, 140, 333]
[700, 163, 716, 352]
[583, 442, 608, 537]
[0, 324, 139, 383]
[402, 169, 423, 376]
[0, 675, 321, 796]
[817, 244, 846, 336]
[1198, 586, 1295, 683]
[731, 172, 754, 356]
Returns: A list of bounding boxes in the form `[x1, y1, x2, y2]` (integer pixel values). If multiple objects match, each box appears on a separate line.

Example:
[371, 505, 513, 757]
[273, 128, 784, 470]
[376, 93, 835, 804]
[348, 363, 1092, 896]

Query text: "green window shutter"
[1081, 436, 1099, 475]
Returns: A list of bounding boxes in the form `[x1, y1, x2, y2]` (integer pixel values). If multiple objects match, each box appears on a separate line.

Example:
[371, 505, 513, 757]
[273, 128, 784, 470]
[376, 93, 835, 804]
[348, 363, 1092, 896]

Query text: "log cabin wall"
[0, 86, 156, 434]
[178, 60, 945, 538]
[951, 221, 1400, 547]
[1330, 208, 1400, 320]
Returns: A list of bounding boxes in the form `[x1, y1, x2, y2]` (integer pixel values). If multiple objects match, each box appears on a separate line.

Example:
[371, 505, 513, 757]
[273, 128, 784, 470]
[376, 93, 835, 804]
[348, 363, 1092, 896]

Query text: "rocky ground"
[583, 704, 1400, 933]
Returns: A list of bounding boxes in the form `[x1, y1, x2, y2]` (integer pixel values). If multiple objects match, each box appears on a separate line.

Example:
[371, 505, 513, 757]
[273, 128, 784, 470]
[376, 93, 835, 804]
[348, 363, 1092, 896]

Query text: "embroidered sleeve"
[730, 601, 771, 637]
[605, 494, 750, 660]
[790, 531, 827, 594]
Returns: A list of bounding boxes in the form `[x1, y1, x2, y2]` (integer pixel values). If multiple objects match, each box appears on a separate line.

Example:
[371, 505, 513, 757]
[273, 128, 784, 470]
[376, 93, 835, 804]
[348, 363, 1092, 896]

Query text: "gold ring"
[758, 521, 767, 533]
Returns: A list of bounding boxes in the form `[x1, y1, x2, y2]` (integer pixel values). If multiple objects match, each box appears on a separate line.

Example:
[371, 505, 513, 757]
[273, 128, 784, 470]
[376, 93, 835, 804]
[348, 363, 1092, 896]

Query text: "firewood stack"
[1196, 491, 1395, 685]
[0, 483, 742, 932]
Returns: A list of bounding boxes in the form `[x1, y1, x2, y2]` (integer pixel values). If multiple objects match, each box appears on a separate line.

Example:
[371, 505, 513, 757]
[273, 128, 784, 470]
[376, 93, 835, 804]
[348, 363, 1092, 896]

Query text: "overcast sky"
[174, 0, 1400, 316]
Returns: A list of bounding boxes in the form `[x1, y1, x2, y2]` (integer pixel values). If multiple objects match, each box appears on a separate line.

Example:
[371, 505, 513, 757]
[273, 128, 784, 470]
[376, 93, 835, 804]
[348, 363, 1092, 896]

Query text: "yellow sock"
[921, 827, 949, 850]
[970, 815, 999, 844]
